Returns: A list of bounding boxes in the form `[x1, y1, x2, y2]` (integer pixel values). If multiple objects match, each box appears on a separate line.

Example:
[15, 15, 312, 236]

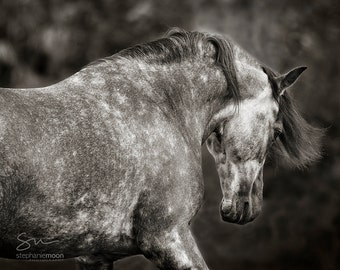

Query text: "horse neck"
[118, 57, 228, 149]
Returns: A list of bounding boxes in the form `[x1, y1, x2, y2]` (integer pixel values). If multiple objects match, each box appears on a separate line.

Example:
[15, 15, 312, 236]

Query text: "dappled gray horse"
[0, 29, 321, 269]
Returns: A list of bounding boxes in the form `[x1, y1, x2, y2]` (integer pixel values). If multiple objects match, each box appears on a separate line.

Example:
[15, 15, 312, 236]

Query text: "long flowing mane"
[264, 67, 324, 167]
[92, 28, 240, 103]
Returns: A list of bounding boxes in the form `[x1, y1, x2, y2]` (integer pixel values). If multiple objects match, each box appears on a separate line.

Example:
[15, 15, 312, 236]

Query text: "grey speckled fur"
[0, 29, 319, 270]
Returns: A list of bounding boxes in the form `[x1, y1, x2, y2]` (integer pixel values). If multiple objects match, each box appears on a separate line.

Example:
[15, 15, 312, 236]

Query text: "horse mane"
[94, 28, 240, 103]
[264, 67, 324, 168]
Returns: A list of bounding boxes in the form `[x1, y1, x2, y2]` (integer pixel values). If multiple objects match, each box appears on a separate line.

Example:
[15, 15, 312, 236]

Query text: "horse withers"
[0, 29, 322, 270]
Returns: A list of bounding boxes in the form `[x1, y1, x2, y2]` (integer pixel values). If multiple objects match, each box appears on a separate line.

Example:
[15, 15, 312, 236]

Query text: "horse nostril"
[244, 201, 249, 214]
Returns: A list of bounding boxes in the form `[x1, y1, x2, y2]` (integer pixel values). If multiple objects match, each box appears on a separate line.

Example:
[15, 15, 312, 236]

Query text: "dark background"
[0, 0, 339, 269]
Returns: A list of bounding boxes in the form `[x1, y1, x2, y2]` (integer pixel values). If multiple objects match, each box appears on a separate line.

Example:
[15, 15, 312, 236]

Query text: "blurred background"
[0, 0, 339, 269]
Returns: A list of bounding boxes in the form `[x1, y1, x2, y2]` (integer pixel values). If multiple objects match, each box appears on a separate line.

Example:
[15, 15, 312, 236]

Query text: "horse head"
[207, 61, 321, 224]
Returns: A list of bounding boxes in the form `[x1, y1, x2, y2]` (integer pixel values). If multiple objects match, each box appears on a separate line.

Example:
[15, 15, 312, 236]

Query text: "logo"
[15, 233, 64, 260]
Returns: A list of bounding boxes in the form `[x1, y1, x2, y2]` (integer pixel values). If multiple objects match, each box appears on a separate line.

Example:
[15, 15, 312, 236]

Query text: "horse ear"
[276, 66, 307, 95]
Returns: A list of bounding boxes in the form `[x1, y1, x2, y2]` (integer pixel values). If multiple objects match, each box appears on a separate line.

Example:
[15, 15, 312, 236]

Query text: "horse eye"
[214, 128, 223, 143]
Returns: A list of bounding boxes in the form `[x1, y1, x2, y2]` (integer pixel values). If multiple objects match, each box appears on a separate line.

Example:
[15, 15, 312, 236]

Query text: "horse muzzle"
[220, 197, 261, 225]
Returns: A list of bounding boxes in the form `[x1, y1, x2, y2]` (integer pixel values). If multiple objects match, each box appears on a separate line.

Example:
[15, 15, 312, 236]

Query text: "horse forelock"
[263, 66, 323, 168]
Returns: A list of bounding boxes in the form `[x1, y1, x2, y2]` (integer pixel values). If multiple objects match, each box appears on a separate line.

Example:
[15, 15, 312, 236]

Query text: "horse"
[0, 29, 322, 270]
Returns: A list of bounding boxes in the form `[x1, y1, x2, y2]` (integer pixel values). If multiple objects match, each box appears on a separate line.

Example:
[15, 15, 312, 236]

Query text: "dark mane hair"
[117, 28, 240, 103]
[264, 67, 324, 168]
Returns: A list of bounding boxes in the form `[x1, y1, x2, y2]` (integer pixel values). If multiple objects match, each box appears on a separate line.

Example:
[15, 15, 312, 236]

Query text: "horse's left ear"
[276, 66, 307, 95]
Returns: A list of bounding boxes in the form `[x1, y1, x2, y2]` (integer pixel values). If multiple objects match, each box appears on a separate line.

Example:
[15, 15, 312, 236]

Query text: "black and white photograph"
[0, 1, 338, 269]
